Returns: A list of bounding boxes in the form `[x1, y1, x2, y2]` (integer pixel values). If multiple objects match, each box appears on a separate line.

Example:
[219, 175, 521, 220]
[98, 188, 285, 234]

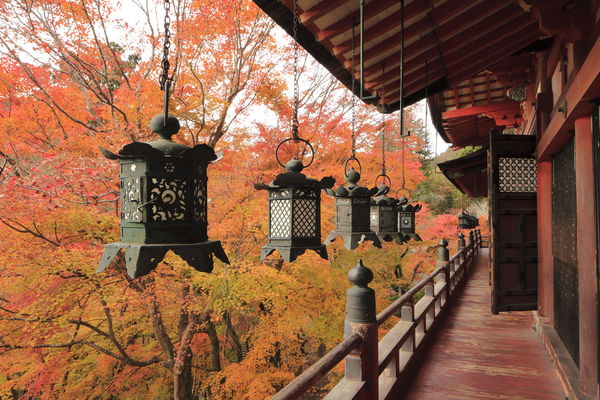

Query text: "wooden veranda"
[400, 248, 564, 400]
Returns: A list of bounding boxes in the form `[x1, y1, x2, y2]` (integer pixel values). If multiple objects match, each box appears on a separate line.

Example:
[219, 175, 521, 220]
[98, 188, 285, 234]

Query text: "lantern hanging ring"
[395, 187, 412, 200]
[344, 155, 362, 176]
[275, 137, 314, 169]
[375, 173, 391, 187]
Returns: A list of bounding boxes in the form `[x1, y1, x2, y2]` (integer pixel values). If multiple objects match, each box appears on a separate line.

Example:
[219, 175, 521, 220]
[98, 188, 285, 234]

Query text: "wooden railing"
[272, 229, 484, 400]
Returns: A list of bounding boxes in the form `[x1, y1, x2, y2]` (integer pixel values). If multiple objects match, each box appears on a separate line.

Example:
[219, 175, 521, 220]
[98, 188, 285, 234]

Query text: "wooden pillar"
[574, 115, 599, 396]
[537, 161, 554, 323]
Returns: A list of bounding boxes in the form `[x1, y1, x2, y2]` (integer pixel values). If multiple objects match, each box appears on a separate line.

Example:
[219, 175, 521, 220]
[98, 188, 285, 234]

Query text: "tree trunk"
[205, 319, 221, 371]
[224, 311, 243, 362]
[173, 353, 194, 400]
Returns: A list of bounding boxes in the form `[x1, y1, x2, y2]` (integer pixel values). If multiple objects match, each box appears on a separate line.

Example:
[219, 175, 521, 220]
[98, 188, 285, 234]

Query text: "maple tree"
[0, 0, 474, 399]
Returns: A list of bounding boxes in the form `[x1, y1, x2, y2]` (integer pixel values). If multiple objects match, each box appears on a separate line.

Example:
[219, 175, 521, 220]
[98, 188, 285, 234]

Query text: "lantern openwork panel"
[267, 187, 321, 247]
[370, 204, 397, 232]
[119, 156, 209, 245]
[336, 197, 370, 232]
[256, 158, 335, 262]
[397, 196, 422, 241]
[97, 114, 229, 279]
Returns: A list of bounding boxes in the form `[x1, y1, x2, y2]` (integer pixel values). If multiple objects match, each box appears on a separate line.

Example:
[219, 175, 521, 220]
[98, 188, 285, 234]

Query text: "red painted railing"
[272, 229, 484, 400]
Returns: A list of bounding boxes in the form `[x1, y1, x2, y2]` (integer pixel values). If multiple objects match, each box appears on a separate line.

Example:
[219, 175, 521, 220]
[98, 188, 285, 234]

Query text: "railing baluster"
[399, 301, 415, 370]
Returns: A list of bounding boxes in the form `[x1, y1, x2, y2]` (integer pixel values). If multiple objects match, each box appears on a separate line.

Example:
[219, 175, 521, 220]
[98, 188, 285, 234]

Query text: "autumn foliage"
[0, 0, 473, 399]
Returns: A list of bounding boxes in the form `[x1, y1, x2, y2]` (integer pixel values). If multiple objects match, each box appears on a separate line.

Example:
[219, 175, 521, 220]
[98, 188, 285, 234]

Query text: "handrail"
[376, 262, 449, 325]
[272, 229, 483, 400]
[271, 334, 363, 400]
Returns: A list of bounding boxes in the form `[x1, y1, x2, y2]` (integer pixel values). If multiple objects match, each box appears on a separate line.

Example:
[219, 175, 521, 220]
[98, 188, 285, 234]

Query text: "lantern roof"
[325, 168, 377, 198]
[255, 158, 335, 190]
[397, 196, 422, 212]
[371, 184, 398, 205]
[99, 114, 220, 164]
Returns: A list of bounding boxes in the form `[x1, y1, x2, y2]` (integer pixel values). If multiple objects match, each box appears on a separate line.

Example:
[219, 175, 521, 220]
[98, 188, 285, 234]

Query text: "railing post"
[437, 239, 450, 294]
[344, 260, 378, 399]
[468, 230, 475, 258]
[457, 232, 465, 266]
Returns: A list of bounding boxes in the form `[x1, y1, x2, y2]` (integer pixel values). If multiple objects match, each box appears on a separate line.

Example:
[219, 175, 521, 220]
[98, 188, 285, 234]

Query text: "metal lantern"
[255, 148, 335, 262]
[457, 211, 479, 229]
[370, 180, 407, 244]
[325, 164, 381, 250]
[397, 196, 422, 241]
[97, 114, 229, 278]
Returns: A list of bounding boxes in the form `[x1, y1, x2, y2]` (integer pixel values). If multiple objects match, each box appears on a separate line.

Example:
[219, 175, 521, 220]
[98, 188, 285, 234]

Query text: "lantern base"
[97, 241, 230, 279]
[325, 231, 382, 250]
[260, 244, 328, 263]
[374, 232, 409, 245]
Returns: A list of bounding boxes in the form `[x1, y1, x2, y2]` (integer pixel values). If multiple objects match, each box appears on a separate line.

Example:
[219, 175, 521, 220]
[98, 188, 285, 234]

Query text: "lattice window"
[498, 157, 537, 193]
[269, 199, 291, 237]
[149, 178, 188, 221]
[293, 199, 317, 237]
[121, 177, 142, 222]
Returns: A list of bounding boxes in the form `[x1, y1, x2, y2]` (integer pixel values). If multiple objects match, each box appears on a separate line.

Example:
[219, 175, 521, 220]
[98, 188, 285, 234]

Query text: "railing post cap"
[348, 259, 373, 287]
[458, 232, 464, 239]
[439, 239, 448, 247]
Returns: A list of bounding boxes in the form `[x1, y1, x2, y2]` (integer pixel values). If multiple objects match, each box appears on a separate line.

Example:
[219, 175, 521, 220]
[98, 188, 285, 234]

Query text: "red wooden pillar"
[537, 161, 554, 323]
[574, 115, 599, 396]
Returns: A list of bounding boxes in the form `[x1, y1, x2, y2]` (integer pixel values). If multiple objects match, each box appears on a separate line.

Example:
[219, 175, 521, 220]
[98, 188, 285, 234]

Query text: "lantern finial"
[285, 158, 304, 173]
[150, 113, 180, 140]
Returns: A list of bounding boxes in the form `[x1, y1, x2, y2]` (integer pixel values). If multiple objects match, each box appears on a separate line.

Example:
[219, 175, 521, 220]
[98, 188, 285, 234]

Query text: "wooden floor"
[399, 248, 565, 400]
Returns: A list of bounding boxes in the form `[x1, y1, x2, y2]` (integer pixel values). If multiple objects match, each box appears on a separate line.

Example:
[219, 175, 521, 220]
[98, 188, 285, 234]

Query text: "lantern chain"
[380, 63, 386, 176]
[292, 0, 300, 141]
[350, 20, 356, 159]
[159, 0, 171, 91]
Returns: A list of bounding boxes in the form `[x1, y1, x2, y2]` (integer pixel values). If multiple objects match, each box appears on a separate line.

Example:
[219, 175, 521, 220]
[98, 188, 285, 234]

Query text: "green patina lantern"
[370, 177, 407, 244]
[397, 195, 422, 242]
[97, 114, 229, 279]
[255, 139, 335, 262]
[325, 160, 381, 250]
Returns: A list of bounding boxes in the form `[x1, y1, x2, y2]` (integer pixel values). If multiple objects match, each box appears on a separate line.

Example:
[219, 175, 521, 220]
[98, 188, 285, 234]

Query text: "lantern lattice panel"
[149, 178, 188, 221]
[192, 177, 207, 223]
[269, 199, 292, 237]
[293, 199, 317, 237]
[121, 177, 143, 222]
[498, 157, 537, 193]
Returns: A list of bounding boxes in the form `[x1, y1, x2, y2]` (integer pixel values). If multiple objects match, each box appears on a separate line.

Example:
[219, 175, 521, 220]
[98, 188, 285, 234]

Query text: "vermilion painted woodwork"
[537, 161, 554, 324]
[537, 37, 600, 161]
[574, 115, 599, 396]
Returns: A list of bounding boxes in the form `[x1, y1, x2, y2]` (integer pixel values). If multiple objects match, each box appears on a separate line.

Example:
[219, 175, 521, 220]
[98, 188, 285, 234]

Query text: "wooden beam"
[537, 36, 600, 161]
[316, 0, 400, 43]
[446, 29, 540, 85]
[355, 1, 517, 77]
[299, 0, 347, 25]
[442, 101, 519, 119]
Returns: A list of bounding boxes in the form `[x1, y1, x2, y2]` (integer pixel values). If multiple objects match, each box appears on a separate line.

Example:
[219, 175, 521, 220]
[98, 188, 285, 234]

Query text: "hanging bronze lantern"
[255, 139, 335, 262]
[397, 195, 422, 241]
[97, 115, 229, 278]
[325, 159, 381, 250]
[457, 211, 479, 229]
[370, 177, 407, 244]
